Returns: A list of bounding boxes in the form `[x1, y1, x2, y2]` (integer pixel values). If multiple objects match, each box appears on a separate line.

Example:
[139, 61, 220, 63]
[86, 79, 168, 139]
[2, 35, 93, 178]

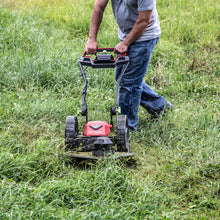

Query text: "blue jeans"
[115, 38, 167, 130]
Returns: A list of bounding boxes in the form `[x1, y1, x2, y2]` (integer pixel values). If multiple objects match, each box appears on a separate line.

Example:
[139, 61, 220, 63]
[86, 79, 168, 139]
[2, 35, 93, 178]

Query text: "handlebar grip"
[83, 48, 127, 57]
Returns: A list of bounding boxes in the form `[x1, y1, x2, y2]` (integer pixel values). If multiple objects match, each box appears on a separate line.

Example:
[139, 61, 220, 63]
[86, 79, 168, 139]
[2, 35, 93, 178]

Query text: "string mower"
[65, 48, 134, 159]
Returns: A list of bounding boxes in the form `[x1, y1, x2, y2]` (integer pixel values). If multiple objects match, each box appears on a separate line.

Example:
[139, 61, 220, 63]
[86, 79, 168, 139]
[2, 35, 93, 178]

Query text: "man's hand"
[114, 41, 128, 54]
[85, 39, 98, 54]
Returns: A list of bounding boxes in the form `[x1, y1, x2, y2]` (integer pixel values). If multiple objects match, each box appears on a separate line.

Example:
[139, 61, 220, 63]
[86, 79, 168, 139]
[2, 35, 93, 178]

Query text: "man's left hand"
[114, 41, 128, 54]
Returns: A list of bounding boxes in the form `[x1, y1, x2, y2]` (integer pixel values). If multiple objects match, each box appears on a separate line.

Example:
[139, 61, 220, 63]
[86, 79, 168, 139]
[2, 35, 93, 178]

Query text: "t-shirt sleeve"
[138, 0, 156, 11]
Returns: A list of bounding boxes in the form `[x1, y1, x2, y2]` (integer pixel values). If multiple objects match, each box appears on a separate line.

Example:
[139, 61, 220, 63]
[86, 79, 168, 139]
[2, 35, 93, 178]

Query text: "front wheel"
[65, 116, 78, 148]
[117, 115, 129, 152]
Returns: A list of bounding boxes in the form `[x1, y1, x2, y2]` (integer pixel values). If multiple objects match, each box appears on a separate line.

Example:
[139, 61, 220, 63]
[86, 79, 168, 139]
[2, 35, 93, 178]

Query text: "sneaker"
[150, 101, 174, 119]
[164, 101, 174, 112]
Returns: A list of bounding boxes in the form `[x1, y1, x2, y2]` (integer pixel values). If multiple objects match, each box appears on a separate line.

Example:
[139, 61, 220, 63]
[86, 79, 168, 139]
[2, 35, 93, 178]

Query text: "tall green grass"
[0, 0, 219, 219]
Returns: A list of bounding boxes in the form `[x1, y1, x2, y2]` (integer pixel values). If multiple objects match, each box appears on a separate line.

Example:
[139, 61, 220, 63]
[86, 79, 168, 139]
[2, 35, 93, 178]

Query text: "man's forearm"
[86, 0, 109, 54]
[114, 10, 152, 53]
[124, 17, 151, 46]
[88, 6, 104, 41]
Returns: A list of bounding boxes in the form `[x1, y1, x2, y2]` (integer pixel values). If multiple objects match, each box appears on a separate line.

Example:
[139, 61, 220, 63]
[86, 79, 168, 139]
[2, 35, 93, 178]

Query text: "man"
[86, 0, 173, 131]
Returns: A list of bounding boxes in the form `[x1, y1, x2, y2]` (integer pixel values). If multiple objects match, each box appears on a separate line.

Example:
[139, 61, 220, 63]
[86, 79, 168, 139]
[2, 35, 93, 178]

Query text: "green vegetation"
[0, 0, 219, 219]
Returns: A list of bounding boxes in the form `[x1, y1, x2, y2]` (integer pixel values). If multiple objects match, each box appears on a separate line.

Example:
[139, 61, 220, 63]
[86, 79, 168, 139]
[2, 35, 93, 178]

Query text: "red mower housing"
[83, 121, 112, 137]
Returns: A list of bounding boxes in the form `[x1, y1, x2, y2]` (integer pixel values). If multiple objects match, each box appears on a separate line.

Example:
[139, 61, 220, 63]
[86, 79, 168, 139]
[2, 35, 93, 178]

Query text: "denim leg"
[115, 38, 165, 130]
[116, 60, 147, 130]
[140, 82, 166, 115]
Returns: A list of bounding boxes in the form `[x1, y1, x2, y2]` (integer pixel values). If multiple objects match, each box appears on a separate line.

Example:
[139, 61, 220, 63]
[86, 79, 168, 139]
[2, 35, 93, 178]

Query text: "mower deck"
[68, 151, 134, 160]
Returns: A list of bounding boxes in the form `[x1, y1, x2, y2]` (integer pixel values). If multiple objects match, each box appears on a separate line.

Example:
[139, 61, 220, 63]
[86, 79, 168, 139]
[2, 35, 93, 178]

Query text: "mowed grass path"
[0, 0, 219, 219]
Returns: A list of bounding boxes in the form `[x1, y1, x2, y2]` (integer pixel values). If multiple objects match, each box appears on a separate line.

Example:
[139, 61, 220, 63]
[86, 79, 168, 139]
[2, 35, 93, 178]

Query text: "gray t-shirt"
[111, 0, 161, 41]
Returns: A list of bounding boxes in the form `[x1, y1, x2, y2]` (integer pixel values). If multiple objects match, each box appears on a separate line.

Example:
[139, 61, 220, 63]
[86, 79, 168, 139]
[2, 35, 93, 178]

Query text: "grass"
[0, 0, 220, 219]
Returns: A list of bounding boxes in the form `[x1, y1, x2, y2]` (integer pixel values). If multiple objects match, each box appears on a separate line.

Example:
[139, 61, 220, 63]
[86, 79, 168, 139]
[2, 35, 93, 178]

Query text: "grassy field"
[0, 0, 219, 219]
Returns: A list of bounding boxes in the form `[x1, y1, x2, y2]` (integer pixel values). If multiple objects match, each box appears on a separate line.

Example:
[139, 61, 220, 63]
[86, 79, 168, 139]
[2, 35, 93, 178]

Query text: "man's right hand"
[85, 39, 98, 54]
[85, 0, 109, 54]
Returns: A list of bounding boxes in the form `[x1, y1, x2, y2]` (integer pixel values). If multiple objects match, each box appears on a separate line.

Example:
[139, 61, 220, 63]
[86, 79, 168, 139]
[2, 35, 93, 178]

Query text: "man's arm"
[114, 10, 153, 54]
[85, 0, 109, 54]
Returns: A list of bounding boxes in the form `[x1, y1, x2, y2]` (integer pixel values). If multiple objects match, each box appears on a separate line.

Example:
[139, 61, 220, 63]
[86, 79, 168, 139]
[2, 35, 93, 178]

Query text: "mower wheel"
[117, 115, 129, 152]
[65, 116, 78, 148]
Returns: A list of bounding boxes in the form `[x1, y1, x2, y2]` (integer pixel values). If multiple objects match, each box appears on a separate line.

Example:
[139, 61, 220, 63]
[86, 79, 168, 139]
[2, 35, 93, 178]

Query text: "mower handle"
[82, 48, 127, 56]
[79, 48, 129, 68]
[78, 48, 130, 124]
